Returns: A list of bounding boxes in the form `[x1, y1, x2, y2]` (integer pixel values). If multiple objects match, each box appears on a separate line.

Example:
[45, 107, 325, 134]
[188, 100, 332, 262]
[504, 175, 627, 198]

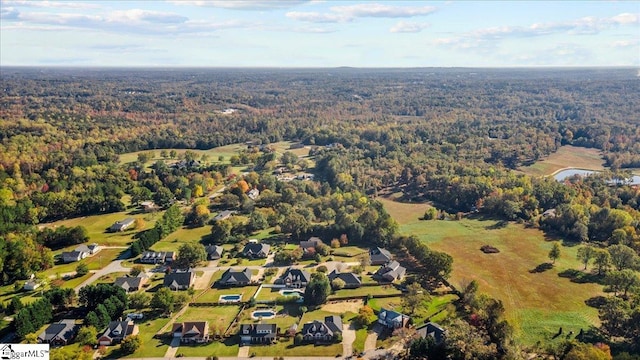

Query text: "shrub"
[480, 245, 500, 254]
[316, 265, 328, 273]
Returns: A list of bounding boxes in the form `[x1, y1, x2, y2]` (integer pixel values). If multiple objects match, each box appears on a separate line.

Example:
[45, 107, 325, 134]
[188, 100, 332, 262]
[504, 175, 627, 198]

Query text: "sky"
[0, 0, 638, 67]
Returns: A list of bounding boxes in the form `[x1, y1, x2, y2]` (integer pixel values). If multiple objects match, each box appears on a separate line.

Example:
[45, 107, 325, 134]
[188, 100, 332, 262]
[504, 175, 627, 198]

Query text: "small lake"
[554, 168, 640, 185]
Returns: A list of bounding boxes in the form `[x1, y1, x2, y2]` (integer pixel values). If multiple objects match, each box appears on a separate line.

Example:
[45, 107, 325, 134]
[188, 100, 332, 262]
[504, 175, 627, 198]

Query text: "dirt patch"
[193, 271, 214, 290]
[321, 300, 363, 314]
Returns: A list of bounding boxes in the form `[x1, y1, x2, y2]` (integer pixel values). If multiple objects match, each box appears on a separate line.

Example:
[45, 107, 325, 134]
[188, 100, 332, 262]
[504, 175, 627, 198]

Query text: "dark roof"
[280, 268, 311, 284]
[205, 245, 223, 258]
[378, 308, 410, 324]
[300, 237, 323, 249]
[213, 210, 234, 221]
[328, 270, 361, 286]
[219, 268, 252, 285]
[172, 321, 209, 337]
[242, 243, 270, 256]
[376, 260, 406, 281]
[102, 320, 136, 340]
[240, 323, 277, 337]
[114, 276, 144, 291]
[163, 271, 195, 288]
[416, 322, 446, 344]
[38, 320, 77, 343]
[301, 315, 342, 337]
[370, 247, 392, 264]
[61, 251, 85, 262]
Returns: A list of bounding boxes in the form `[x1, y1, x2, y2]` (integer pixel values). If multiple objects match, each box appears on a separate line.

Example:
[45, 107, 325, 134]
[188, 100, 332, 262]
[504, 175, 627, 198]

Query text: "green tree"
[211, 219, 232, 243]
[608, 244, 638, 271]
[76, 326, 98, 346]
[151, 287, 175, 314]
[304, 272, 331, 306]
[129, 265, 145, 277]
[577, 246, 596, 270]
[176, 242, 207, 268]
[76, 263, 89, 277]
[331, 278, 345, 290]
[402, 282, 429, 315]
[7, 296, 23, 315]
[128, 292, 151, 310]
[120, 335, 142, 354]
[248, 211, 268, 232]
[549, 242, 561, 264]
[594, 249, 612, 276]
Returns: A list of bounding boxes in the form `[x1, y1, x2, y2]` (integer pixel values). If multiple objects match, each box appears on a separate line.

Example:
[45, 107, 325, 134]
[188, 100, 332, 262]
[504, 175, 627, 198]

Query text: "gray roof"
[300, 237, 323, 249]
[163, 271, 195, 288]
[370, 247, 392, 264]
[220, 268, 252, 285]
[240, 323, 277, 337]
[61, 251, 85, 262]
[301, 315, 342, 337]
[280, 268, 311, 284]
[205, 245, 223, 259]
[328, 270, 361, 286]
[376, 260, 406, 281]
[416, 322, 446, 344]
[378, 308, 410, 325]
[38, 320, 77, 343]
[102, 320, 135, 340]
[242, 243, 270, 257]
[114, 276, 144, 291]
[213, 210, 234, 221]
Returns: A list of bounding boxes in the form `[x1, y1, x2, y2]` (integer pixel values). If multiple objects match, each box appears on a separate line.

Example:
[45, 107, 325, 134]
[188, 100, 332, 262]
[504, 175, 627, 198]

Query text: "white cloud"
[109, 9, 188, 24]
[287, 2, 437, 23]
[611, 39, 639, 48]
[1, 0, 100, 9]
[611, 13, 639, 25]
[389, 21, 430, 33]
[166, 0, 309, 10]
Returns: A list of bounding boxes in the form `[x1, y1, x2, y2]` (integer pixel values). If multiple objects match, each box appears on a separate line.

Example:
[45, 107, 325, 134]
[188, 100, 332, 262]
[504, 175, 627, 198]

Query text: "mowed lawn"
[380, 198, 604, 346]
[40, 210, 161, 246]
[176, 306, 241, 334]
[519, 145, 605, 177]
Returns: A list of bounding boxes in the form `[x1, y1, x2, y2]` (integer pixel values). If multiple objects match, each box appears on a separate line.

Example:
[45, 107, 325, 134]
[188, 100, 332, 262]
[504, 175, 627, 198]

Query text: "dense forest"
[1, 67, 639, 358]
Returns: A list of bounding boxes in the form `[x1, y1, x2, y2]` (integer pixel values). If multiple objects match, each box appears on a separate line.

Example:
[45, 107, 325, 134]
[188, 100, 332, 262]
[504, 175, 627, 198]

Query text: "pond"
[251, 310, 276, 319]
[554, 168, 640, 185]
[219, 294, 242, 303]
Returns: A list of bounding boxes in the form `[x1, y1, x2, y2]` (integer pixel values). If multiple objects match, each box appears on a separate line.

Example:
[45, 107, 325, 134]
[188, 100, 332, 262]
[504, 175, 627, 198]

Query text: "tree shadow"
[485, 220, 508, 230]
[558, 269, 604, 284]
[584, 296, 607, 309]
[529, 262, 553, 273]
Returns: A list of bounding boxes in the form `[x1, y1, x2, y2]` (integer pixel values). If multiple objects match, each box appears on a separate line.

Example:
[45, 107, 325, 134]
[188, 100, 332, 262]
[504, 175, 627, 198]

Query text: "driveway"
[164, 336, 181, 358]
[342, 323, 356, 357]
[237, 344, 251, 357]
[364, 323, 383, 352]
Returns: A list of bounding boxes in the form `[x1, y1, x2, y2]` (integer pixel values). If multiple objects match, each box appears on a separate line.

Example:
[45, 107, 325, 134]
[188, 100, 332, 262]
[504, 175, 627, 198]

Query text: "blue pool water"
[252, 310, 276, 318]
[220, 294, 241, 302]
[280, 290, 302, 297]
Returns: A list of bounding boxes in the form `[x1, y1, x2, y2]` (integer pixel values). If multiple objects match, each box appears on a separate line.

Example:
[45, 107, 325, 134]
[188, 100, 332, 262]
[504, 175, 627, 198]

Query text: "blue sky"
[1, 0, 638, 67]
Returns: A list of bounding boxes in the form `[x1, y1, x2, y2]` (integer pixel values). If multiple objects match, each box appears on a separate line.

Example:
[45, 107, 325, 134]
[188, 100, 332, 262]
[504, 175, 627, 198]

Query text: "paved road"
[342, 323, 356, 357]
[74, 248, 132, 291]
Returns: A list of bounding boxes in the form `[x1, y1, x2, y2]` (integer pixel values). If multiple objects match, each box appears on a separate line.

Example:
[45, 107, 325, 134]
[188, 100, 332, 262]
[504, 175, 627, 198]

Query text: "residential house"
[74, 243, 101, 256]
[114, 273, 148, 292]
[370, 247, 392, 265]
[377, 308, 410, 329]
[172, 321, 210, 343]
[98, 320, 139, 346]
[416, 322, 446, 345]
[239, 324, 277, 345]
[242, 243, 270, 259]
[247, 188, 260, 200]
[213, 210, 234, 221]
[375, 260, 406, 282]
[277, 268, 310, 288]
[218, 268, 252, 287]
[61, 250, 87, 263]
[205, 245, 224, 260]
[140, 251, 175, 264]
[23, 280, 41, 291]
[299, 237, 323, 252]
[109, 218, 136, 232]
[327, 270, 361, 289]
[163, 270, 195, 290]
[37, 320, 78, 346]
[301, 315, 342, 343]
[140, 201, 157, 212]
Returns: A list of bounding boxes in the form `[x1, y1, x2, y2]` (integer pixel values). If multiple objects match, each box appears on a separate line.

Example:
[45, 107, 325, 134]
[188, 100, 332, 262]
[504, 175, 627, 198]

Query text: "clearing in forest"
[380, 197, 603, 347]
[519, 145, 605, 177]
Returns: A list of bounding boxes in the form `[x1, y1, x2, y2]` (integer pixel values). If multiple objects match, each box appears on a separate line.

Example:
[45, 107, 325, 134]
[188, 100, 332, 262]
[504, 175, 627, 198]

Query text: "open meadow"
[518, 145, 605, 177]
[380, 197, 604, 347]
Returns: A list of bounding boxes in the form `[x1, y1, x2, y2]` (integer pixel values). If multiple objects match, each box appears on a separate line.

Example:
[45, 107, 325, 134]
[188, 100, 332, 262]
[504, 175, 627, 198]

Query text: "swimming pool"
[219, 294, 242, 303]
[251, 310, 276, 319]
[279, 289, 303, 297]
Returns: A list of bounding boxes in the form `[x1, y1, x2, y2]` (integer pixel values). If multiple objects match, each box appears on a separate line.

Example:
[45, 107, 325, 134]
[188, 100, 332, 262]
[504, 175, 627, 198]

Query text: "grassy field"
[175, 339, 239, 357]
[198, 286, 260, 303]
[353, 328, 368, 353]
[330, 285, 402, 299]
[519, 145, 605, 177]
[250, 339, 343, 357]
[124, 316, 170, 358]
[380, 198, 604, 347]
[176, 306, 241, 334]
[151, 225, 212, 252]
[42, 248, 125, 278]
[40, 210, 160, 246]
